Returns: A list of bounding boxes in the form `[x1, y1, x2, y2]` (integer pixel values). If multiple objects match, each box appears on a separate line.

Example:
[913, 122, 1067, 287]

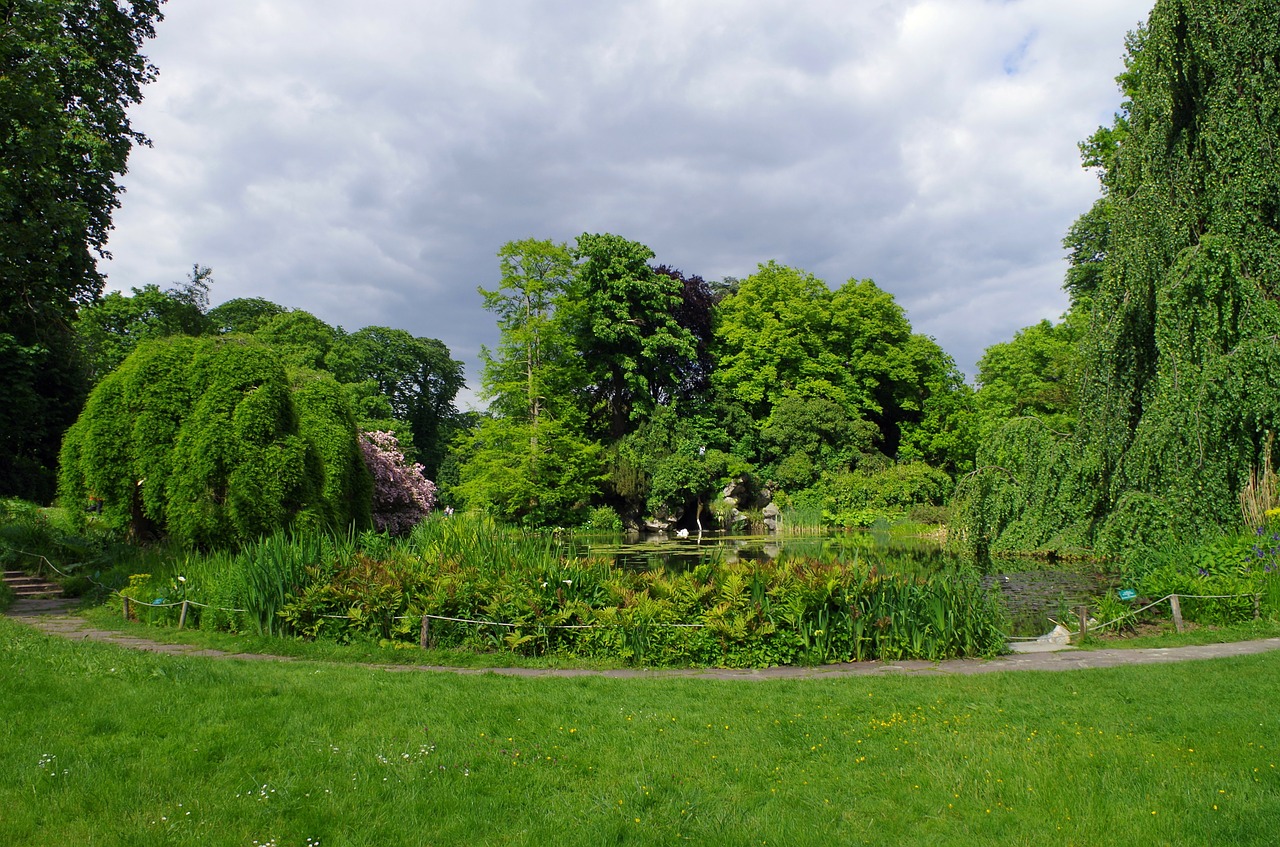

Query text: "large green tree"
[713, 262, 968, 471]
[563, 233, 697, 439]
[453, 239, 601, 525]
[958, 0, 1280, 555]
[59, 335, 372, 546]
[0, 0, 165, 500]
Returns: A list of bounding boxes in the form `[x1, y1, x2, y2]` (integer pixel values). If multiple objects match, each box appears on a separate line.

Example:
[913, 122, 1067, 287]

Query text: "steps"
[3, 569, 62, 599]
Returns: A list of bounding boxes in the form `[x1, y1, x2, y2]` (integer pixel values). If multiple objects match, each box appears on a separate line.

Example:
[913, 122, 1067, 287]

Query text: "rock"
[761, 502, 780, 532]
[1038, 624, 1072, 645]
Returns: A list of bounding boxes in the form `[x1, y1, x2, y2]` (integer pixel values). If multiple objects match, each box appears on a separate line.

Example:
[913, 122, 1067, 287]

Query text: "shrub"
[584, 505, 623, 532]
[360, 431, 436, 536]
[58, 336, 371, 547]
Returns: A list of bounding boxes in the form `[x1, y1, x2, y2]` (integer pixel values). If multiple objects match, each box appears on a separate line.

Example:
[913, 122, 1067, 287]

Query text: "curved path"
[7, 596, 1280, 680]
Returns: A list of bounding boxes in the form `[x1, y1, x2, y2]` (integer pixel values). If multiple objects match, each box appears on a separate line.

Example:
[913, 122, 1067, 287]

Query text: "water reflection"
[566, 529, 966, 574]
[563, 529, 1113, 637]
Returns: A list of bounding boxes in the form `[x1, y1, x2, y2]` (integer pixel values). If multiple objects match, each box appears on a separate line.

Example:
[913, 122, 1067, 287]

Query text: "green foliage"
[820, 462, 953, 529]
[126, 514, 1008, 666]
[251, 309, 340, 371]
[0, 330, 85, 502]
[477, 237, 576, 423]
[76, 281, 212, 385]
[58, 336, 370, 547]
[453, 415, 604, 528]
[972, 315, 1081, 441]
[291, 370, 374, 532]
[584, 506, 623, 532]
[565, 233, 698, 438]
[958, 0, 1280, 555]
[326, 326, 463, 480]
[713, 262, 972, 475]
[0, 0, 164, 502]
[206, 296, 287, 335]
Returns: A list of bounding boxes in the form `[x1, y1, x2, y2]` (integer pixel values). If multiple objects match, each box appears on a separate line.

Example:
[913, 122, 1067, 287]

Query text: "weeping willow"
[956, 0, 1280, 555]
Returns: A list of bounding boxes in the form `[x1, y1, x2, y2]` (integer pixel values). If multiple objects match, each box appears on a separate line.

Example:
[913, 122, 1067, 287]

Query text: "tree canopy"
[455, 238, 972, 529]
[956, 0, 1280, 555]
[0, 0, 166, 500]
[59, 335, 372, 547]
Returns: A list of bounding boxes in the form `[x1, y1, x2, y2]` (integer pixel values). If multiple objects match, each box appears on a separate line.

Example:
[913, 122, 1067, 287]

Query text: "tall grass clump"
[118, 513, 1009, 668]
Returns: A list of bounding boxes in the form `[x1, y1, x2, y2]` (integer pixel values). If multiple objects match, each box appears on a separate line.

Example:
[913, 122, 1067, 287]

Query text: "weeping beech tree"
[59, 335, 372, 547]
[956, 0, 1280, 555]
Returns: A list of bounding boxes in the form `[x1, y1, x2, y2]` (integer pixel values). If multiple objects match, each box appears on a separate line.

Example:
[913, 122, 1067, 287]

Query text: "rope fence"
[11, 548, 1268, 647]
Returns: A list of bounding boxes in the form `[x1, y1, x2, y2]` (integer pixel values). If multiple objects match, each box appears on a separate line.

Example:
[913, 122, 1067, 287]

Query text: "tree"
[477, 238, 575, 427]
[453, 413, 602, 527]
[713, 262, 956, 470]
[59, 335, 371, 547]
[759, 394, 878, 489]
[712, 261, 842, 418]
[252, 310, 341, 371]
[454, 238, 601, 526]
[957, 0, 1280, 554]
[972, 316, 1081, 441]
[207, 297, 287, 335]
[0, 0, 165, 500]
[76, 281, 212, 384]
[564, 233, 697, 439]
[652, 264, 717, 402]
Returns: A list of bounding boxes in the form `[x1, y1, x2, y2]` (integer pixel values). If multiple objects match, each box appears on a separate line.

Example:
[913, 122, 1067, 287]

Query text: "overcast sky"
[102, 0, 1155, 407]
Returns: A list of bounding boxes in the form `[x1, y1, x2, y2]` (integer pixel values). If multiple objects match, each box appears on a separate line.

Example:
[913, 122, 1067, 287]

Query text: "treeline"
[7, 0, 1279, 557]
[447, 236, 989, 530]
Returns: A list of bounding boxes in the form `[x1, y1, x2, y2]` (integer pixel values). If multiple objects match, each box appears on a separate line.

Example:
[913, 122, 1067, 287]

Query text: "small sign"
[1118, 589, 1137, 601]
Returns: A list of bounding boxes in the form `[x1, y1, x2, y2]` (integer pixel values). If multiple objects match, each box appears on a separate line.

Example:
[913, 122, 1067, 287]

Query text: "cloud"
[104, 0, 1154, 404]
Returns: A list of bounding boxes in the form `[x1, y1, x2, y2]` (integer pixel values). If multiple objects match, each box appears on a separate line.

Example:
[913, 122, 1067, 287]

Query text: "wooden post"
[178, 600, 189, 630]
[122, 596, 130, 621]
[1170, 594, 1185, 633]
[1076, 605, 1089, 644]
[420, 615, 429, 649]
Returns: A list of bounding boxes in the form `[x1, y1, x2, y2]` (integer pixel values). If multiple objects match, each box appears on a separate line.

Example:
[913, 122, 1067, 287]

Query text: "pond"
[561, 529, 1115, 638]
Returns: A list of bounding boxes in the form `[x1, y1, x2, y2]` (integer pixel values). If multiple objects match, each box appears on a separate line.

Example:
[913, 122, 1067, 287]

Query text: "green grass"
[78, 605, 630, 670]
[1082, 617, 1280, 650]
[3, 615, 1278, 846]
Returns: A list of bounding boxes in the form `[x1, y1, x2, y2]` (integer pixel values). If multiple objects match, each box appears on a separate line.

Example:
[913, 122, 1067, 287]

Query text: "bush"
[58, 336, 371, 547]
[118, 514, 1009, 667]
[360, 431, 435, 536]
[584, 506, 623, 532]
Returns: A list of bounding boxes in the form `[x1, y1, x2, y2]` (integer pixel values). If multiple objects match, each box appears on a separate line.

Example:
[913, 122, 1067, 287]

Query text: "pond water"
[561, 529, 1114, 638]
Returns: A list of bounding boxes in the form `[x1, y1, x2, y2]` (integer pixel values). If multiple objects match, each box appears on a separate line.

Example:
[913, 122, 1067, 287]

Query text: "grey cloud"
[105, 0, 1155, 404]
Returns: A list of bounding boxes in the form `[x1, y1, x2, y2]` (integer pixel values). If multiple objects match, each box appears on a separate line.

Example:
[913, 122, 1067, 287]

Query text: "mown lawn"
[2, 615, 1277, 846]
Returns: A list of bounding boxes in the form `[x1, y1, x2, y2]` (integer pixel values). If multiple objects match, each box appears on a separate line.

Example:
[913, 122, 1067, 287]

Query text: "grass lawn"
[3, 615, 1278, 846]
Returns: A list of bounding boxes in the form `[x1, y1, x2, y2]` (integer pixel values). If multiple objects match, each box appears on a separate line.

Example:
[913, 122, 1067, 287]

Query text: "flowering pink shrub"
[358, 430, 436, 535]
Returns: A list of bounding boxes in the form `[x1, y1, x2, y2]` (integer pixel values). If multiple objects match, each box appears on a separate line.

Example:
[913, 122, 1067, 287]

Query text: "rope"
[10, 548, 1262, 638]
[1088, 592, 1261, 632]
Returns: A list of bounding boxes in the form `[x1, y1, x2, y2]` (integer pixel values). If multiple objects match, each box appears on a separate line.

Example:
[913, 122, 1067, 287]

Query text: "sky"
[102, 0, 1156, 408]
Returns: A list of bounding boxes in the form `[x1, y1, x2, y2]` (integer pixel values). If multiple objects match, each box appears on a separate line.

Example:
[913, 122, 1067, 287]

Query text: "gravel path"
[7, 595, 1280, 680]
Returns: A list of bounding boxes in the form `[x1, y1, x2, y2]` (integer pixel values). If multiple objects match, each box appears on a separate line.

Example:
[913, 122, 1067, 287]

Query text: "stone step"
[3, 570, 62, 598]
